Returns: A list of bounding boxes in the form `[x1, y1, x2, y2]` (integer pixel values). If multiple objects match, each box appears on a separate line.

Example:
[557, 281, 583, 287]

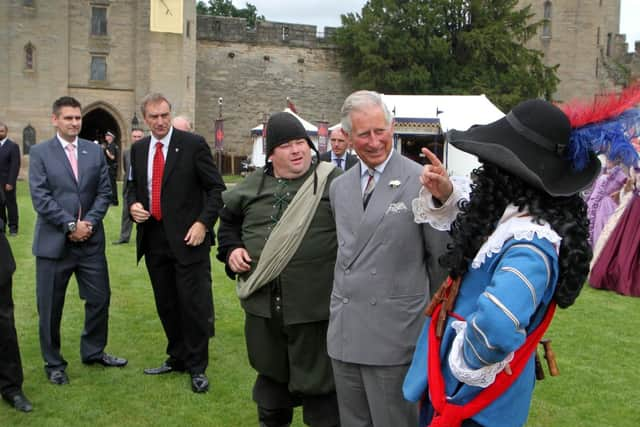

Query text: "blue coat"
[404, 235, 559, 427]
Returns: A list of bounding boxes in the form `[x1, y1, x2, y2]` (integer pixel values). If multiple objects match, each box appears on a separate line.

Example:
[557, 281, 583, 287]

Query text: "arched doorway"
[80, 108, 121, 145]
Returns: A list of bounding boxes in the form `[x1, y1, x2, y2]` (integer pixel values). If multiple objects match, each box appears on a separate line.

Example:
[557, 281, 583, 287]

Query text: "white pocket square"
[386, 202, 408, 214]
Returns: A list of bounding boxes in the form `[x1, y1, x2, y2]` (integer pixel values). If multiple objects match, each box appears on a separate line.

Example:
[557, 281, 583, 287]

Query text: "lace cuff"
[412, 184, 466, 231]
[447, 321, 514, 388]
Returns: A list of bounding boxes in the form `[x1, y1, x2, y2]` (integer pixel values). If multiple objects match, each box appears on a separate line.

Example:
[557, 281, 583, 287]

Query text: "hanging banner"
[262, 121, 268, 154]
[214, 118, 224, 151]
[317, 121, 329, 153]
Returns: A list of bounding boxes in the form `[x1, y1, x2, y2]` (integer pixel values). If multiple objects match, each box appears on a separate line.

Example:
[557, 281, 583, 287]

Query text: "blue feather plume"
[568, 109, 640, 171]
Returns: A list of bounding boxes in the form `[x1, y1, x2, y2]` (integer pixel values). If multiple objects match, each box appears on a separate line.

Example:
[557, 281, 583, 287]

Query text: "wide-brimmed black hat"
[266, 112, 315, 157]
[448, 99, 601, 196]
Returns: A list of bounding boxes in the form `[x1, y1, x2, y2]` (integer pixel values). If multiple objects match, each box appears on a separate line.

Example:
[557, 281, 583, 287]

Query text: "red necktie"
[151, 142, 164, 220]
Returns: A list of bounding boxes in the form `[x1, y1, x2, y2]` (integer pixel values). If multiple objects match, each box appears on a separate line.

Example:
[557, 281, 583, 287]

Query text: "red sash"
[426, 302, 556, 427]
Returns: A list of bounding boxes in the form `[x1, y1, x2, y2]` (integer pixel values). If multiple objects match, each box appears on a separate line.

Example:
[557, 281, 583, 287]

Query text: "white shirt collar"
[331, 152, 347, 161]
[56, 133, 78, 149]
[360, 149, 393, 178]
[151, 127, 173, 147]
[0, 137, 7, 146]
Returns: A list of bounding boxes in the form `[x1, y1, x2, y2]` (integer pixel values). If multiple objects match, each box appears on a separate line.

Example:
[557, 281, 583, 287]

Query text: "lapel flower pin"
[389, 179, 401, 188]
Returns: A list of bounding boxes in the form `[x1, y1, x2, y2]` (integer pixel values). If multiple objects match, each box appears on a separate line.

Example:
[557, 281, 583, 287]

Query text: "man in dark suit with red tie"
[126, 93, 225, 393]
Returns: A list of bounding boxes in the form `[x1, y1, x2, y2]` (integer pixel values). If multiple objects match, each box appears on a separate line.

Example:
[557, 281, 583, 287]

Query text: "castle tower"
[0, 0, 196, 178]
[518, 0, 621, 101]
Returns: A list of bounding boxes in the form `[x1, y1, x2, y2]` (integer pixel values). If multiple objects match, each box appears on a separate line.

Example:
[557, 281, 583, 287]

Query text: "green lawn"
[1, 182, 639, 426]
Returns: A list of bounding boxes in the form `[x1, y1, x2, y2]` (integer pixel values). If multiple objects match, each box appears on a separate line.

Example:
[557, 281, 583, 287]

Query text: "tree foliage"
[196, 0, 264, 28]
[334, 0, 559, 110]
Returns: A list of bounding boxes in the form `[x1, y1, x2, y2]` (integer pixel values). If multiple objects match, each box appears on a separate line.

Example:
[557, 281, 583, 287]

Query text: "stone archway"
[80, 104, 125, 179]
[80, 107, 121, 145]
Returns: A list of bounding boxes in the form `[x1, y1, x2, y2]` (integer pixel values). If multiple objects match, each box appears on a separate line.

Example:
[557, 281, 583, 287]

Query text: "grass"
[222, 175, 245, 185]
[2, 182, 640, 426]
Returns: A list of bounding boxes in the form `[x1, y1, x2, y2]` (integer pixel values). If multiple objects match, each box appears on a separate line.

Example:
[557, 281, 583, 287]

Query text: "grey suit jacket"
[29, 137, 112, 259]
[327, 151, 450, 366]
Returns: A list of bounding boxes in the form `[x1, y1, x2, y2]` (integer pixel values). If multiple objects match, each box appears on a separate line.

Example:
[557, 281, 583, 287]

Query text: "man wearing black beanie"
[217, 111, 341, 427]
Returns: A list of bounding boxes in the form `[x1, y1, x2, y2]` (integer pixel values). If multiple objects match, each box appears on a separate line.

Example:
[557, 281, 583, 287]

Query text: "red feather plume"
[558, 84, 640, 128]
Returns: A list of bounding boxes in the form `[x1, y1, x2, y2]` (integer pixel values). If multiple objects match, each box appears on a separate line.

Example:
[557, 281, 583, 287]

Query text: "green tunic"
[222, 166, 342, 325]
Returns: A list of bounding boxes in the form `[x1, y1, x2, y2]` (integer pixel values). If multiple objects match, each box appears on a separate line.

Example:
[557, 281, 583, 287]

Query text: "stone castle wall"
[195, 16, 351, 156]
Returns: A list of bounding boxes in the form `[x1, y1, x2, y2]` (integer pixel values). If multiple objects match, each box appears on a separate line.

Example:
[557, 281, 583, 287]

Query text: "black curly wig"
[439, 163, 592, 308]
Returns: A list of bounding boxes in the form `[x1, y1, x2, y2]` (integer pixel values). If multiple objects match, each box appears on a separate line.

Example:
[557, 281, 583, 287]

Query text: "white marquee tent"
[380, 94, 505, 177]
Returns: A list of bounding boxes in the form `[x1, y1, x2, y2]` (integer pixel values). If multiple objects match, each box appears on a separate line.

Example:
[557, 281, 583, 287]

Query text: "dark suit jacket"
[319, 151, 358, 170]
[0, 139, 20, 186]
[29, 137, 112, 258]
[126, 128, 226, 264]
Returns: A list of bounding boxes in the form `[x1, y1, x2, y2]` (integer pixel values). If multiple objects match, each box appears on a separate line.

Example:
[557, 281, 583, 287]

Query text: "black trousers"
[0, 230, 24, 397]
[0, 185, 18, 233]
[144, 219, 214, 374]
[117, 186, 133, 242]
[108, 170, 118, 205]
[245, 294, 339, 427]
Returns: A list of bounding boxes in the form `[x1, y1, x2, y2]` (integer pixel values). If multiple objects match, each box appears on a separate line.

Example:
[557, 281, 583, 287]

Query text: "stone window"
[91, 6, 108, 36]
[606, 33, 612, 56]
[543, 1, 552, 19]
[23, 124, 36, 155]
[542, 1, 552, 39]
[186, 20, 191, 38]
[23, 0, 35, 7]
[24, 42, 35, 71]
[90, 56, 107, 81]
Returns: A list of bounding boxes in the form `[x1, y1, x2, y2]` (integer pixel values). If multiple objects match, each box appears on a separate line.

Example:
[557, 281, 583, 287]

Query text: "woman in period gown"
[589, 166, 640, 297]
[586, 163, 628, 247]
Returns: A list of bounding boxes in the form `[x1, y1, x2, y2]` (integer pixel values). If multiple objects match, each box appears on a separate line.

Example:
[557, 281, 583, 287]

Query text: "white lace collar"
[471, 204, 562, 269]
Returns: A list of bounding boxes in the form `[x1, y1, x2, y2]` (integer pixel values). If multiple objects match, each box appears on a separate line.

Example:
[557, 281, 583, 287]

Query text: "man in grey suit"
[319, 127, 358, 171]
[328, 90, 459, 426]
[29, 96, 127, 385]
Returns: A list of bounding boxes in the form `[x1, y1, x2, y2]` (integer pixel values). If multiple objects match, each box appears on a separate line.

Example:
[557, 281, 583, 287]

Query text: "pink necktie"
[66, 143, 78, 181]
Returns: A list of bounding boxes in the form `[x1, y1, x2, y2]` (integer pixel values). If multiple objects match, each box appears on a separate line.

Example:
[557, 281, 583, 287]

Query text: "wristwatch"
[67, 221, 77, 233]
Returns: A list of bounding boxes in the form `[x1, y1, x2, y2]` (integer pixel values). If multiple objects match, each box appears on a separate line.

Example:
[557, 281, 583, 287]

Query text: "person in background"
[0, 122, 20, 235]
[319, 127, 358, 171]
[172, 115, 193, 132]
[104, 131, 119, 206]
[113, 128, 145, 245]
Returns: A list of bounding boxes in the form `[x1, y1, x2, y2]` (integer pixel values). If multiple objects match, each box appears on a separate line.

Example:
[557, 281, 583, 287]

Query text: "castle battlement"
[197, 15, 338, 48]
